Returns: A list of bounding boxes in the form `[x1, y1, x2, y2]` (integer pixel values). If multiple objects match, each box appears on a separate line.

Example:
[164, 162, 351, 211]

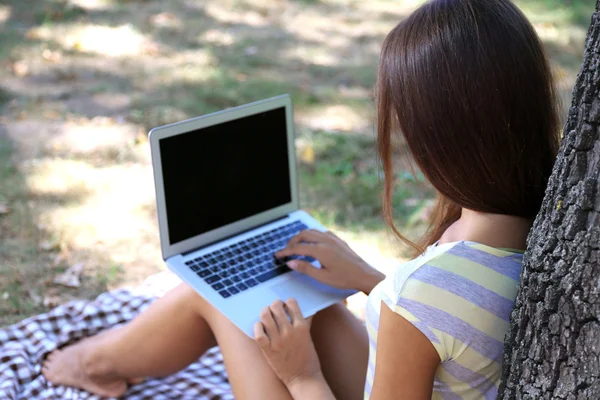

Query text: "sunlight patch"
[205, 3, 268, 27]
[27, 160, 159, 261]
[201, 29, 235, 46]
[71, 0, 113, 10]
[0, 5, 11, 25]
[297, 104, 368, 132]
[63, 24, 151, 57]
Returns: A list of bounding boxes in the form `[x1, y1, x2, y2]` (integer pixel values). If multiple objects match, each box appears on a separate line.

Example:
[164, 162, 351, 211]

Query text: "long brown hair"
[377, 0, 560, 254]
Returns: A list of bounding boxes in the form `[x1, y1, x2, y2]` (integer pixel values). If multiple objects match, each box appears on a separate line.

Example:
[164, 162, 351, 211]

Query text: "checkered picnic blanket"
[0, 289, 233, 400]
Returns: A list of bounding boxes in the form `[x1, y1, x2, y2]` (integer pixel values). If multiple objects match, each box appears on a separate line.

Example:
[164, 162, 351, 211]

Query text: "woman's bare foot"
[42, 336, 131, 398]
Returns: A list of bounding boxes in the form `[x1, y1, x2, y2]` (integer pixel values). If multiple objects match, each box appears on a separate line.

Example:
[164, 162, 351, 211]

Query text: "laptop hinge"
[181, 215, 289, 256]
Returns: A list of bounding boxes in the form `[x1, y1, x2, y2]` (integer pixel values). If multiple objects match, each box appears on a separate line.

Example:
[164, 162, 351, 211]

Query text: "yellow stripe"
[437, 365, 498, 400]
[431, 392, 444, 400]
[436, 366, 473, 392]
[466, 243, 521, 257]
[387, 301, 419, 322]
[444, 334, 502, 380]
[427, 254, 519, 300]
[396, 279, 510, 342]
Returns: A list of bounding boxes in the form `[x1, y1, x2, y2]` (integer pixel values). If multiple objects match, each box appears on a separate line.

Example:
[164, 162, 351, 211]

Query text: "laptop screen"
[159, 107, 292, 245]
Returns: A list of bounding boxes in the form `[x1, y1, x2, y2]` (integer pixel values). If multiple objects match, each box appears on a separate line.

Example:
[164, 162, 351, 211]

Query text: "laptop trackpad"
[271, 273, 340, 316]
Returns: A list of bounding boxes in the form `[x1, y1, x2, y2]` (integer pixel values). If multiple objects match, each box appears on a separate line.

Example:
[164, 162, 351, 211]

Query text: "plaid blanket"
[0, 289, 232, 400]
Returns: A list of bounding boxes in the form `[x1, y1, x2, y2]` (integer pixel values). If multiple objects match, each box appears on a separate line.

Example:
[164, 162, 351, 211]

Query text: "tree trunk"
[498, 2, 600, 399]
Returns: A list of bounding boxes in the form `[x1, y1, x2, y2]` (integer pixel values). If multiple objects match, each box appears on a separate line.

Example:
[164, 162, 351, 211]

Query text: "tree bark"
[498, 2, 600, 399]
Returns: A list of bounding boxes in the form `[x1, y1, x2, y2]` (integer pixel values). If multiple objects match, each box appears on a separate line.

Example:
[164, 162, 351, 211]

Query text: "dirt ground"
[0, 0, 593, 325]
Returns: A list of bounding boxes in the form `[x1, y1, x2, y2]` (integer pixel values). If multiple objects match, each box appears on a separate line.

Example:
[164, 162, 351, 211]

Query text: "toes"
[41, 364, 52, 379]
[101, 381, 128, 398]
[46, 350, 59, 361]
[127, 377, 144, 385]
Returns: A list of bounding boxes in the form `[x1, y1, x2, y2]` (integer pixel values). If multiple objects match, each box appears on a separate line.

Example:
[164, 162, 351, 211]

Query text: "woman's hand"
[274, 230, 385, 294]
[254, 299, 323, 388]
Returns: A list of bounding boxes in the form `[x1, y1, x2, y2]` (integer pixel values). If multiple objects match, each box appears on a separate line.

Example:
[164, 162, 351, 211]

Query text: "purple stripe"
[410, 320, 441, 345]
[434, 379, 464, 400]
[446, 243, 522, 281]
[365, 300, 379, 349]
[370, 296, 441, 345]
[411, 265, 516, 320]
[397, 298, 505, 361]
[364, 377, 372, 395]
[365, 299, 380, 331]
[443, 361, 498, 400]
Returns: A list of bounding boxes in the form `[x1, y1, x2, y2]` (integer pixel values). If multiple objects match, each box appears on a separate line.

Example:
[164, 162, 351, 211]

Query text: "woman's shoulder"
[375, 241, 524, 362]
[418, 240, 524, 283]
[380, 240, 524, 305]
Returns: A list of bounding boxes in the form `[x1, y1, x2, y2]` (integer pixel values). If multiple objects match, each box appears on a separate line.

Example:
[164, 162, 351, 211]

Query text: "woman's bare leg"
[43, 283, 293, 399]
[199, 297, 292, 399]
[44, 284, 368, 399]
[42, 284, 219, 396]
[311, 303, 369, 400]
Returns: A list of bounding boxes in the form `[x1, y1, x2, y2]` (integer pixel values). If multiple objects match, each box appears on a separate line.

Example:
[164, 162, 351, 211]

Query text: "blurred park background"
[0, 0, 594, 325]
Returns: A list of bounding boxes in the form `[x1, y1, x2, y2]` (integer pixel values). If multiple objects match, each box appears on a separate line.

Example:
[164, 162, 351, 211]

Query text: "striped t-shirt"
[364, 240, 523, 399]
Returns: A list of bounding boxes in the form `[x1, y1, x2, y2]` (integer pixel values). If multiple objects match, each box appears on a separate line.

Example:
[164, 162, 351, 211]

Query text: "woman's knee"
[170, 283, 210, 312]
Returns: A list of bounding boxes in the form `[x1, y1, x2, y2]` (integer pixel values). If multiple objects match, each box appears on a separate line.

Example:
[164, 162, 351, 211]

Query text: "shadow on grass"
[0, 129, 138, 326]
[0, 0, 587, 323]
[16, 0, 390, 122]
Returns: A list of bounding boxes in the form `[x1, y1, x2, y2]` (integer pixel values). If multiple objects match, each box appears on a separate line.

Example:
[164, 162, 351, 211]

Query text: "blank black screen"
[160, 107, 292, 245]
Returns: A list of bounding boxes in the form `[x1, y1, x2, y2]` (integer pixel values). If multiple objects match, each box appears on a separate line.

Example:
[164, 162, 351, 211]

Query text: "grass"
[0, 137, 43, 325]
[0, 0, 591, 325]
[517, 0, 594, 28]
[297, 132, 433, 231]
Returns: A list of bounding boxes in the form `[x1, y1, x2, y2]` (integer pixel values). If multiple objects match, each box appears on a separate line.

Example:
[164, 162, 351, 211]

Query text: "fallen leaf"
[11, 61, 29, 77]
[43, 110, 62, 120]
[71, 39, 83, 52]
[25, 28, 44, 40]
[43, 295, 61, 308]
[28, 290, 42, 306]
[52, 252, 68, 266]
[39, 240, 59, 251]
[53, 263, 84, 288]
[149, 12, 178, 27]
[142, 42, 161, 56]
[42, 49, 62, 63]
[301, 146, 315, 164]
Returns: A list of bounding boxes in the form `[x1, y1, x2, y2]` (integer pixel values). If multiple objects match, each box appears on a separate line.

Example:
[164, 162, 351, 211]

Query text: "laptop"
[149, 94, 356, 337]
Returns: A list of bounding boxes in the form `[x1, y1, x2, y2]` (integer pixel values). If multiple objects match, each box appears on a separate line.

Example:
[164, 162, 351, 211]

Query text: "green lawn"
[0, 0, 593, 325]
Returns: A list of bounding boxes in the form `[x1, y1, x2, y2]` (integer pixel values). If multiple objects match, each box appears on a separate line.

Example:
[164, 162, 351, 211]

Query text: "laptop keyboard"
[184, 221, 315, 299]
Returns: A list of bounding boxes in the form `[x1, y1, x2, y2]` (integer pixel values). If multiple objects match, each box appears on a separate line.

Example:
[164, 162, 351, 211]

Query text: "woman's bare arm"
[370, 301, 440, 400]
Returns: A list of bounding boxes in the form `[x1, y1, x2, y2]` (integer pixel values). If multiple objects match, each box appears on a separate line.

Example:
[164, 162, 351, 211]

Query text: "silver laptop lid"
[149, 95, 299, 260]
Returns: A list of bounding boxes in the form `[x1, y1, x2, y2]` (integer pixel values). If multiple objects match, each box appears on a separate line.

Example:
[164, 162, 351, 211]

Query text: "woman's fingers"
[287, 229, 331, 248]
[285, 298, 304, 326]
[287, 259, 325, 281]
[270, 300, 291, 333]
[275, 243, 322, 259]
[260, 306, 279, 341]
[254, 321, 270, 348]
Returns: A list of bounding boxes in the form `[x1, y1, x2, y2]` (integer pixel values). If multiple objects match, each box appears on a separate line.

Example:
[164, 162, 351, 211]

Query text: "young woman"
[43, 0, 560, 398]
